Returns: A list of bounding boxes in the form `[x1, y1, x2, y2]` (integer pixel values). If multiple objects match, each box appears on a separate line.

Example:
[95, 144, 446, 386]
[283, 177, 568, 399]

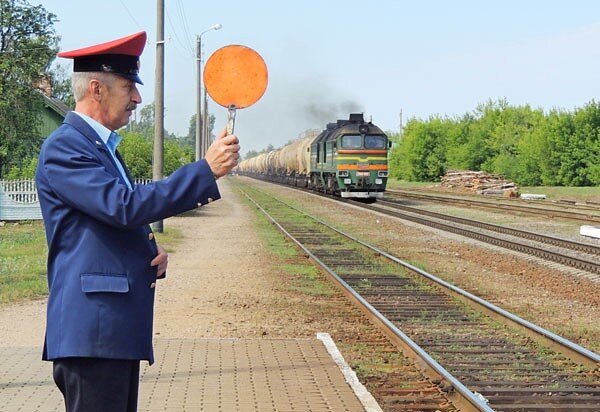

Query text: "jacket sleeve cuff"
[196, 159, 221, 206]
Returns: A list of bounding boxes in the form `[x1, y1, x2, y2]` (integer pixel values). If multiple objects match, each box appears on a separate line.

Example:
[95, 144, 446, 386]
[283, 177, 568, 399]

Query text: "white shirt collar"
[73, 111, 113, 145]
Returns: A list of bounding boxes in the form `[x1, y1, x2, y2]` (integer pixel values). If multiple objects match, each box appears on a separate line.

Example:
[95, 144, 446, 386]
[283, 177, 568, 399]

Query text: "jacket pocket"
[81, 273, 129, 293]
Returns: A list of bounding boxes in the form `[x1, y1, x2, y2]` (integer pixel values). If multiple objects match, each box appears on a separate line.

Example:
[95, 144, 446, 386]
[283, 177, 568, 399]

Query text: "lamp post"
[195, 23, 221, 161]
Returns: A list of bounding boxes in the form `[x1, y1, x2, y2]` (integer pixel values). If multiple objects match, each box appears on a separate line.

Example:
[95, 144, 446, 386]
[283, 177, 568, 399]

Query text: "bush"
[390, 117, 452, 181]
[389, 99, 600, 186]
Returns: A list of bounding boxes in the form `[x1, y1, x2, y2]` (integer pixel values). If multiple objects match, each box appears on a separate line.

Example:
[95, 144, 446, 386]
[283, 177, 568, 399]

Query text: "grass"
[153, 226, 184, 253]
[0, 221, 183, 305]
[519, 185, 600, 203]
[338, 340, 409, 378]
[283, 263, 334, 297]
[387, 178, 600, 203]
[386, 179, 438, 190]
[257, 213, 334, 296]
[0, 221, 48, 304]
[235, 184, 335, 296]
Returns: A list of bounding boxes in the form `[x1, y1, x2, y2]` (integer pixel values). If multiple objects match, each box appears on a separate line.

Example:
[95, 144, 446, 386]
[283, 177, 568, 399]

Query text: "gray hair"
[71, 72, 116, 102]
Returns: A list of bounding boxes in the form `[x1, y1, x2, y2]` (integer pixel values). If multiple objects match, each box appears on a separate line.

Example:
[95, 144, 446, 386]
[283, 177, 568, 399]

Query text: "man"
[35, 31, 239, 411]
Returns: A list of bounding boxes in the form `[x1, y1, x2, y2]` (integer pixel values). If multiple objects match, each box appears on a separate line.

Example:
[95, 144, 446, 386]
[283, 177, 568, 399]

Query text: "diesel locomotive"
[237, 113, 390, 201]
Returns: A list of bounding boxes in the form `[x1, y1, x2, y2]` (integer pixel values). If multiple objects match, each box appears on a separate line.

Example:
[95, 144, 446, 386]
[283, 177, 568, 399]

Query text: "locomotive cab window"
[340, 134, 362, 149]
[365, 135, 387, 149]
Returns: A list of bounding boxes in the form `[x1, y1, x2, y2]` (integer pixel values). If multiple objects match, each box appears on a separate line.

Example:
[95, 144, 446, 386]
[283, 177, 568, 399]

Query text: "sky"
[37, 0, 600, 156]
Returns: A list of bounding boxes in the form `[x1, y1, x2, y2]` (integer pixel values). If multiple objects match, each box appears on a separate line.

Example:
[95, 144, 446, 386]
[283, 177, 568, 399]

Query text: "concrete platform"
[0, 335, 380, 411]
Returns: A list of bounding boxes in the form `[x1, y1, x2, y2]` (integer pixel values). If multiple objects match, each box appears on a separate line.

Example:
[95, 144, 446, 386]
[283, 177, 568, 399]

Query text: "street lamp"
[195, 23, 222, 161]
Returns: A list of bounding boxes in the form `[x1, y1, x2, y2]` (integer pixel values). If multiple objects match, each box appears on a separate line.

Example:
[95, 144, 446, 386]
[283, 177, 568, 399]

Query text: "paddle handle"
[226, 107, 237, 135]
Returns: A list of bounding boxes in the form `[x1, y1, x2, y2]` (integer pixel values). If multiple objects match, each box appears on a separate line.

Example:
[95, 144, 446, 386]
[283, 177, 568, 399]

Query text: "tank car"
[238, 113, 390, 201]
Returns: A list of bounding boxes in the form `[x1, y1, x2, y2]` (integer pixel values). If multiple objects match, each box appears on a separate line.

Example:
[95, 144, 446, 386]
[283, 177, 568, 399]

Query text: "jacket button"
[150, 282, 156, 289]
[207, 197, 213, 203]
[148, 232, 154, 240]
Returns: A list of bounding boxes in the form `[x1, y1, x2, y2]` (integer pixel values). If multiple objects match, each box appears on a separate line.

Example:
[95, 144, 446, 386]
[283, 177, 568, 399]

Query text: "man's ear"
[90, 79, 102, 101]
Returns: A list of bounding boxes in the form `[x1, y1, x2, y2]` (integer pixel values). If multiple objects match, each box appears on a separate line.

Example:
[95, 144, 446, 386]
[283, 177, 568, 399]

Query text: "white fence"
[0, 178, 151, 221]
[0, 179, 42, 220]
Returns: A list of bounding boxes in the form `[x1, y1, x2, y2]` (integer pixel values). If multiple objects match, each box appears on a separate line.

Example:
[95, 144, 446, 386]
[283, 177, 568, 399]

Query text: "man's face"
[99, 75, 142, 130]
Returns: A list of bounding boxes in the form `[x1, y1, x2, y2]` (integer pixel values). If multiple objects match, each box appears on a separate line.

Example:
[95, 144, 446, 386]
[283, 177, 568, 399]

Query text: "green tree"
[119, 130, 194, 179]
[119, 131, 153, 178]
[184, 114, 197, 148]
[206, 113, 216, 142]
[386, 98, 600, 186]
[534, 107, 600, 186]
[544, 102, 600, 186]
[3, 155, 37, 179]
[389, 117, 450, 181]
[49, 61, 75, 108]
[244, 149, 259, 160]
[0, 0, 59, 177]
[185, 113, 216, 148]
[164, 139, 193, 175]
[385, 131, 401, 148]
[129, 104, 154, 139]
[515, 123, 546, 185]
[481, 103, 544, 180]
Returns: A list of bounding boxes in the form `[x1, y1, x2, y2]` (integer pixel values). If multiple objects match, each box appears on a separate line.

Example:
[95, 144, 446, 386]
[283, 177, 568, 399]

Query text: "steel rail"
[237, 175, 600, 274]
[351, 200, 600, 275]
[378, 198, 600, 255]
[387, 188, 600, 212]
[242, 183, 600, 368]
[386, 189, 600, 224]
[240, 188, 494, 412]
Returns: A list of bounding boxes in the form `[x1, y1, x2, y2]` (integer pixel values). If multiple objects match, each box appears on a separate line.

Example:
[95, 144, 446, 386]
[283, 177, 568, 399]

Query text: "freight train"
[237, 113, 390, 201]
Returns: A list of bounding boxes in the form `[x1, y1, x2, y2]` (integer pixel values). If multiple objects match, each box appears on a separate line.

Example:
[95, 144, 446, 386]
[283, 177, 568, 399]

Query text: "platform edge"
[316, 332, 383, 412]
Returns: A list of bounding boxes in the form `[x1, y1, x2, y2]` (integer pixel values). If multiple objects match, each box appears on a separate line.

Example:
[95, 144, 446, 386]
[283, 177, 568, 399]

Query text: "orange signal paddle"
[203, 45, 268, 135]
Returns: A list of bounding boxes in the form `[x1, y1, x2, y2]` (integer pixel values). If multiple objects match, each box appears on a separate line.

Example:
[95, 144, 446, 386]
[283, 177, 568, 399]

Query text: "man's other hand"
[150, 244, 168, 278]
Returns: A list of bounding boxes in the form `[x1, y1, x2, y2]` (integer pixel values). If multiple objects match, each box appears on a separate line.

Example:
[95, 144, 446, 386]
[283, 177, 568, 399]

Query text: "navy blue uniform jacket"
[35, 112, 220, 364]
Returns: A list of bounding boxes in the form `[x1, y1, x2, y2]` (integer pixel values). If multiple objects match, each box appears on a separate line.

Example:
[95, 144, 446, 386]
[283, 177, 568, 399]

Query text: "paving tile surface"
[0, 338, 367, 411]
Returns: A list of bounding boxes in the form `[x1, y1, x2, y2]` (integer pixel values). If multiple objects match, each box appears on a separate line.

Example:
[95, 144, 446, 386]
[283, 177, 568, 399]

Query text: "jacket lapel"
[63, 112, 130, 187]
[115, 150, 136, 188]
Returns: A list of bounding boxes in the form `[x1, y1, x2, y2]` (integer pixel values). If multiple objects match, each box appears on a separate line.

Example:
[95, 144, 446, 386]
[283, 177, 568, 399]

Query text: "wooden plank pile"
[441, 170, 519, 196]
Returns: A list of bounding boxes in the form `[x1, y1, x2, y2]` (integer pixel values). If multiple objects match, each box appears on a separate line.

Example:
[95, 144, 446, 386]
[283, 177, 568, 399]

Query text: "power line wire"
[165, 8, 193, 58]
[117, 0, 144, 33]
[175, 0, 194, 50]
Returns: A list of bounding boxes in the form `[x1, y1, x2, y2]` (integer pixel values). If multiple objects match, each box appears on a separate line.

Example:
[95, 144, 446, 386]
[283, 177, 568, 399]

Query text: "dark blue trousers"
[52, 357, 140, 412]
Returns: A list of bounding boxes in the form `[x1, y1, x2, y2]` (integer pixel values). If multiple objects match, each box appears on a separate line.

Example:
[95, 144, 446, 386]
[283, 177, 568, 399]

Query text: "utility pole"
[152, 0, 164, 233]
[399, 108, 403, 138]
[195, 36, 203, 161]
[196, 23, 222, 158]
[202, 75, 209, 156]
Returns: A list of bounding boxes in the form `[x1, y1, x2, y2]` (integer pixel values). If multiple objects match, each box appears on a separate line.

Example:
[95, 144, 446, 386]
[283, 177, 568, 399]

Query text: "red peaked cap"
[58, 31, 147, 85]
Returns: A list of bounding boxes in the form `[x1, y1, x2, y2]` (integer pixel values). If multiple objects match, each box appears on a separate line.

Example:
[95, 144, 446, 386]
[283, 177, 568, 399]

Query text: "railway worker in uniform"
[35, 31, 240, 412]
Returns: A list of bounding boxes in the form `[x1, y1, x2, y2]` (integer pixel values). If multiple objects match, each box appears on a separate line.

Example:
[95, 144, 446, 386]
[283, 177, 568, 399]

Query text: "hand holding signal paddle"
[203, 45, 268, 135]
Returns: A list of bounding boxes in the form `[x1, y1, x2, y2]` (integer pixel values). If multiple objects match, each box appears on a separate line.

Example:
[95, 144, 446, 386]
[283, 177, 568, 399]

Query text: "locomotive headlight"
[375, 178, 383, 185]
[338, 170, 349, 177]
[344, 178, 352, 184]
[377, 171, 388, 177]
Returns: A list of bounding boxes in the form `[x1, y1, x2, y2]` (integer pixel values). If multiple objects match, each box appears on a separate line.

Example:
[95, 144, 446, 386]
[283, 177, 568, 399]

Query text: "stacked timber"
[441, 170, 519, 196]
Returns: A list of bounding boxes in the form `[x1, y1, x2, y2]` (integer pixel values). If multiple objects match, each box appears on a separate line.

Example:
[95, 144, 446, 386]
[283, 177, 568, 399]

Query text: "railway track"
[236, 181, 600, 412]
[241, 175, 600, 279]
[350, 198, 600, 280]
[385, 189, 600, 224]
[377, 199, 600, 256]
